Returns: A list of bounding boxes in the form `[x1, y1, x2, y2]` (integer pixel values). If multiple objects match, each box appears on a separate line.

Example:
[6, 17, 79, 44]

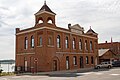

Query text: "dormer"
[34, 1, 56, 27]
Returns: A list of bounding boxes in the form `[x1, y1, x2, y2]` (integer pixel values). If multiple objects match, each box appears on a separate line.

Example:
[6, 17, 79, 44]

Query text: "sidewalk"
[20, 68, 94, 75]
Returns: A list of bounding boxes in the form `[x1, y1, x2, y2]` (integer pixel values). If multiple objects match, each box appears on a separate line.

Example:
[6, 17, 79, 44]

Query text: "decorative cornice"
[16, 52, 35, 55]
[35, 11, 55, 16]
[16, 26, 98, 39]
[56, 52, 94, 54]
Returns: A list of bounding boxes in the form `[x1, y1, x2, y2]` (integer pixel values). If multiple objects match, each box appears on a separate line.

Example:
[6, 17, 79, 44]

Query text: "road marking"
[110, 74, 120, 76]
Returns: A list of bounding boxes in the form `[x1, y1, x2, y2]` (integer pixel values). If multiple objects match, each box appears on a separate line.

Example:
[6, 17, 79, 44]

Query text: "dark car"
[112, 61, 120, 67]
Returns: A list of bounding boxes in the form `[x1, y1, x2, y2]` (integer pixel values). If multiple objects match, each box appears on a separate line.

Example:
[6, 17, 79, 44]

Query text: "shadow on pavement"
[93, 68, 110, 72]
[48, 73, 82, 77]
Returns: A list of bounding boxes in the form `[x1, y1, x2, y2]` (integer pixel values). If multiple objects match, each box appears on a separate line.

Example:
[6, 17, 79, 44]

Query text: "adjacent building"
[98, 41, 120, 61]
[15, 2, 98, 72]
[98, 49, 116, 63]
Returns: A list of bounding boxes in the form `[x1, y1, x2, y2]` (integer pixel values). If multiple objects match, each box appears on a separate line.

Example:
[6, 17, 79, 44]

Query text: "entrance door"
[53, 60, 57, 71]
[80, 56, 84, 68]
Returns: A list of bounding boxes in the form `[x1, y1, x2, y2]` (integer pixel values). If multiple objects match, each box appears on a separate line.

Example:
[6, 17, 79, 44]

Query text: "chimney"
[68, 23, 71, 27]
[16, 28, 20, 33]
[105, 41, 107, 43]
[68, 23, 71, 30]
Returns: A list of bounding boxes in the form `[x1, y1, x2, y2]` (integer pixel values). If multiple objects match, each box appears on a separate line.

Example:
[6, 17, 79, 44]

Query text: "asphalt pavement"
[0, 67, 120, 80]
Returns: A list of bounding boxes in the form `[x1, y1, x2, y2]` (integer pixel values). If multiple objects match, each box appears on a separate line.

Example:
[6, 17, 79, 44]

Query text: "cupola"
[35, 1, 56, 27]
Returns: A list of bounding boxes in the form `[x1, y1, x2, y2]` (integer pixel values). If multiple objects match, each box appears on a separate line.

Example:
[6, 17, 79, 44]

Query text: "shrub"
[0, 69, 3, 73]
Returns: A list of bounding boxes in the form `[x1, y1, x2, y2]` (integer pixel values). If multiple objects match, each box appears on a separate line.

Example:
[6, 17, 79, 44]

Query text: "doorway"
[53, 60, 57, 71]
[80, 56, 84, 68]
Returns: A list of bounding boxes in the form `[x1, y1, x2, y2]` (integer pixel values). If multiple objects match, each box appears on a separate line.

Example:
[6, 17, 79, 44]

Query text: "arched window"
[24, 37, 28, 49]
[38, 20, 43, 24]
[86, 56, 89, 64]
[47, 17, 53, 24]
[57, 35, 60, 48]
[73, 56, 77, 65]
[73, 38, 76, 49]
[31, 36, 34, 48]
[90, 41, 93, 51]
[48, 37, 52, 45]
[79, 39, 82, 50]
[85, 40, 88, 51]
[91, 56, 94, 64]
[38, 17, 43, 24]
[39, 37, 42, 46]
[66, 56, 69, 70]
[47, 19, 53, 24]
[65, 36, 68, 49]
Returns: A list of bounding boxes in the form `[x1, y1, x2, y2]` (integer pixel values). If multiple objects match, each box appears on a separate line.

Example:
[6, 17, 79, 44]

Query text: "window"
[38, 20, 43, 24]
[79, 39, 82, 50]
[90, 41, 93, 51]
[31, 36, 34, 48]
[47, 17, 53, 24]
[91, 56, 94, 64]
[86, 56, 89, 64]
[24, 37, 28, 49]
[85, 40, 88, 50]
[48, 37, 52, 45]
[57, 35, 60, 48]
[65, 36, 69, 49]
[47, 20, 53, 24]
[66, 56, 69, 70]
[73, 56, 77, 65]
[39, 37, 42, 46]
[73, 38, 76, 49]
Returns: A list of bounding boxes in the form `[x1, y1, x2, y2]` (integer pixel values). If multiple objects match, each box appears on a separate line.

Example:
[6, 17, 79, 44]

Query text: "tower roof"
[86, 26, 98, 35]
[86, 26, 97, 35]
[35, 1, 56, 15]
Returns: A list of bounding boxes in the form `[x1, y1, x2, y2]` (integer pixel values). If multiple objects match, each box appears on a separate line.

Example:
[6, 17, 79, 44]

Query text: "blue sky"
[0, 0, 120, 59]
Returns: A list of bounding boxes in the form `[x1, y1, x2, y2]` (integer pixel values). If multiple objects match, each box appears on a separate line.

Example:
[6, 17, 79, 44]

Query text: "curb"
[19, 68, 94, 75]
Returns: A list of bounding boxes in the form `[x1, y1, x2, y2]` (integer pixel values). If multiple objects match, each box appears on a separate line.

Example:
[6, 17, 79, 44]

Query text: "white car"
[95, 62, 112, 69]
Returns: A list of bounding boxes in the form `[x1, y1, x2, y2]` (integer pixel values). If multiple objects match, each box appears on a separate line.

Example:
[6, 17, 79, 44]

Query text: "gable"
[70, 24, 83, 30]
[69, 24, 84, 34]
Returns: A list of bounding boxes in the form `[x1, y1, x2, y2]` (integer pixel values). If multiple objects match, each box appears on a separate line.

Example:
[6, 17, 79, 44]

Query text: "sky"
[0, 0, 120, 60]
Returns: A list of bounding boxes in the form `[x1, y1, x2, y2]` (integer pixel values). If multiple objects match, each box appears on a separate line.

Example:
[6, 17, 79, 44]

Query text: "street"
[0, 67, 120, 80]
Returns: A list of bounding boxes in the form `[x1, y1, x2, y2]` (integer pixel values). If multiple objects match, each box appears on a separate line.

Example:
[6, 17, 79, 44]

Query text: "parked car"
[112, 61, 120, 67]
[95, 62, 112, 69]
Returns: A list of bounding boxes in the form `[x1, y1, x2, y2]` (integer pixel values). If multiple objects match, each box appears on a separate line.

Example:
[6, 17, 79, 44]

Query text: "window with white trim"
[73, 38, 76, 49]
[24, 37, 28, 49]
[79, 39, 82, 50]
[86, 56, 89, 64]
[85, 40, 88, 51]
[73, 56, 77, 65]
[65, 36, 68, 49]
[39, 37, 42, 46]
[31, 36, 34, 48]
[57, 35, 60, 48]
[90, 41, 93, 51]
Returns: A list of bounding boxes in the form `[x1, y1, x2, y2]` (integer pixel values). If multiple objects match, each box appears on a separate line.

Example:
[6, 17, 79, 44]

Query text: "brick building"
[15, 2, 98, 72]
[98, 41, 120, 60]
[98, 49, 116, 63]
